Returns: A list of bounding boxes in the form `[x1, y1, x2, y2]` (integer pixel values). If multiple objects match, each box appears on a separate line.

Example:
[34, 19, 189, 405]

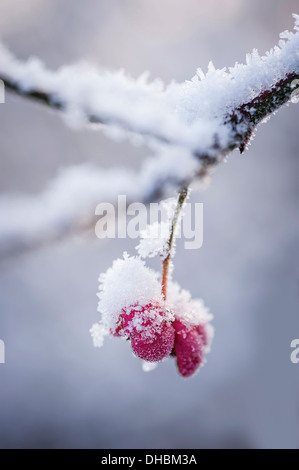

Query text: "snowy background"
[0, 0, 299, 449]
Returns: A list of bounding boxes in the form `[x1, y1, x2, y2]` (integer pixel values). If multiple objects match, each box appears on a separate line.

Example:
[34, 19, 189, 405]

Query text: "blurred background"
[0, 0, 299, 449]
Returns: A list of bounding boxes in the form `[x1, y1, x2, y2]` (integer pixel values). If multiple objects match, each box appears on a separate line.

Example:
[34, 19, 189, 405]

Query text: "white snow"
[142, 361, 158, 372]
[96, 253, 166, 336]
[136, 221, 171, 259]
[89, 323, 108, 349]
[136, 197, 177, 259]
[167, 281, 213, 327]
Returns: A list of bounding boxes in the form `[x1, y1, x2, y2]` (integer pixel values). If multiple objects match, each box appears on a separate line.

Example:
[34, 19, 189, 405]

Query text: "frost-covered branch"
[1, 15, 299, 259]
[1, 15, 299, 161]
[0, 147, 198, 260]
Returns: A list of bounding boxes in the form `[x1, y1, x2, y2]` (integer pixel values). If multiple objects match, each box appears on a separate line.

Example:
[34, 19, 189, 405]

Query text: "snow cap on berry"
[97, 253, 164, 332]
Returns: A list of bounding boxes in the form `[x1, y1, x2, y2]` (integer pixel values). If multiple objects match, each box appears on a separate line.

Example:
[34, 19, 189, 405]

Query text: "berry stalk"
[161, 186, 189, 300]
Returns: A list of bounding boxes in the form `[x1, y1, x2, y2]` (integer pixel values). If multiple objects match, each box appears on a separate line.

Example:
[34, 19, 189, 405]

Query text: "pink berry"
[173, 319, 207, 378]
[131, 320, 175, 362]
[113, 302, 175, 362]
[194, 324, 209, 347]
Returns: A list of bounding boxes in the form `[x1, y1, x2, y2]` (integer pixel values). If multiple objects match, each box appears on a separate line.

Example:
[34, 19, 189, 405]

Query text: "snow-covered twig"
[0, 148, 198, 260]
[161, 187, 189, 300]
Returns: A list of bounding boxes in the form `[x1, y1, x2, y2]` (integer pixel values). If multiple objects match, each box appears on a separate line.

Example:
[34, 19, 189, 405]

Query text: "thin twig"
[161, 186, 189, 299]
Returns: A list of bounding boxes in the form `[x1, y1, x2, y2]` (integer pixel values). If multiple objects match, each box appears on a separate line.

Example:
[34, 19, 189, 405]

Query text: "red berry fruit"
[131, 320, 175, 362]
[114, 302, 175, 362]
[173, 319, 207, 377]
